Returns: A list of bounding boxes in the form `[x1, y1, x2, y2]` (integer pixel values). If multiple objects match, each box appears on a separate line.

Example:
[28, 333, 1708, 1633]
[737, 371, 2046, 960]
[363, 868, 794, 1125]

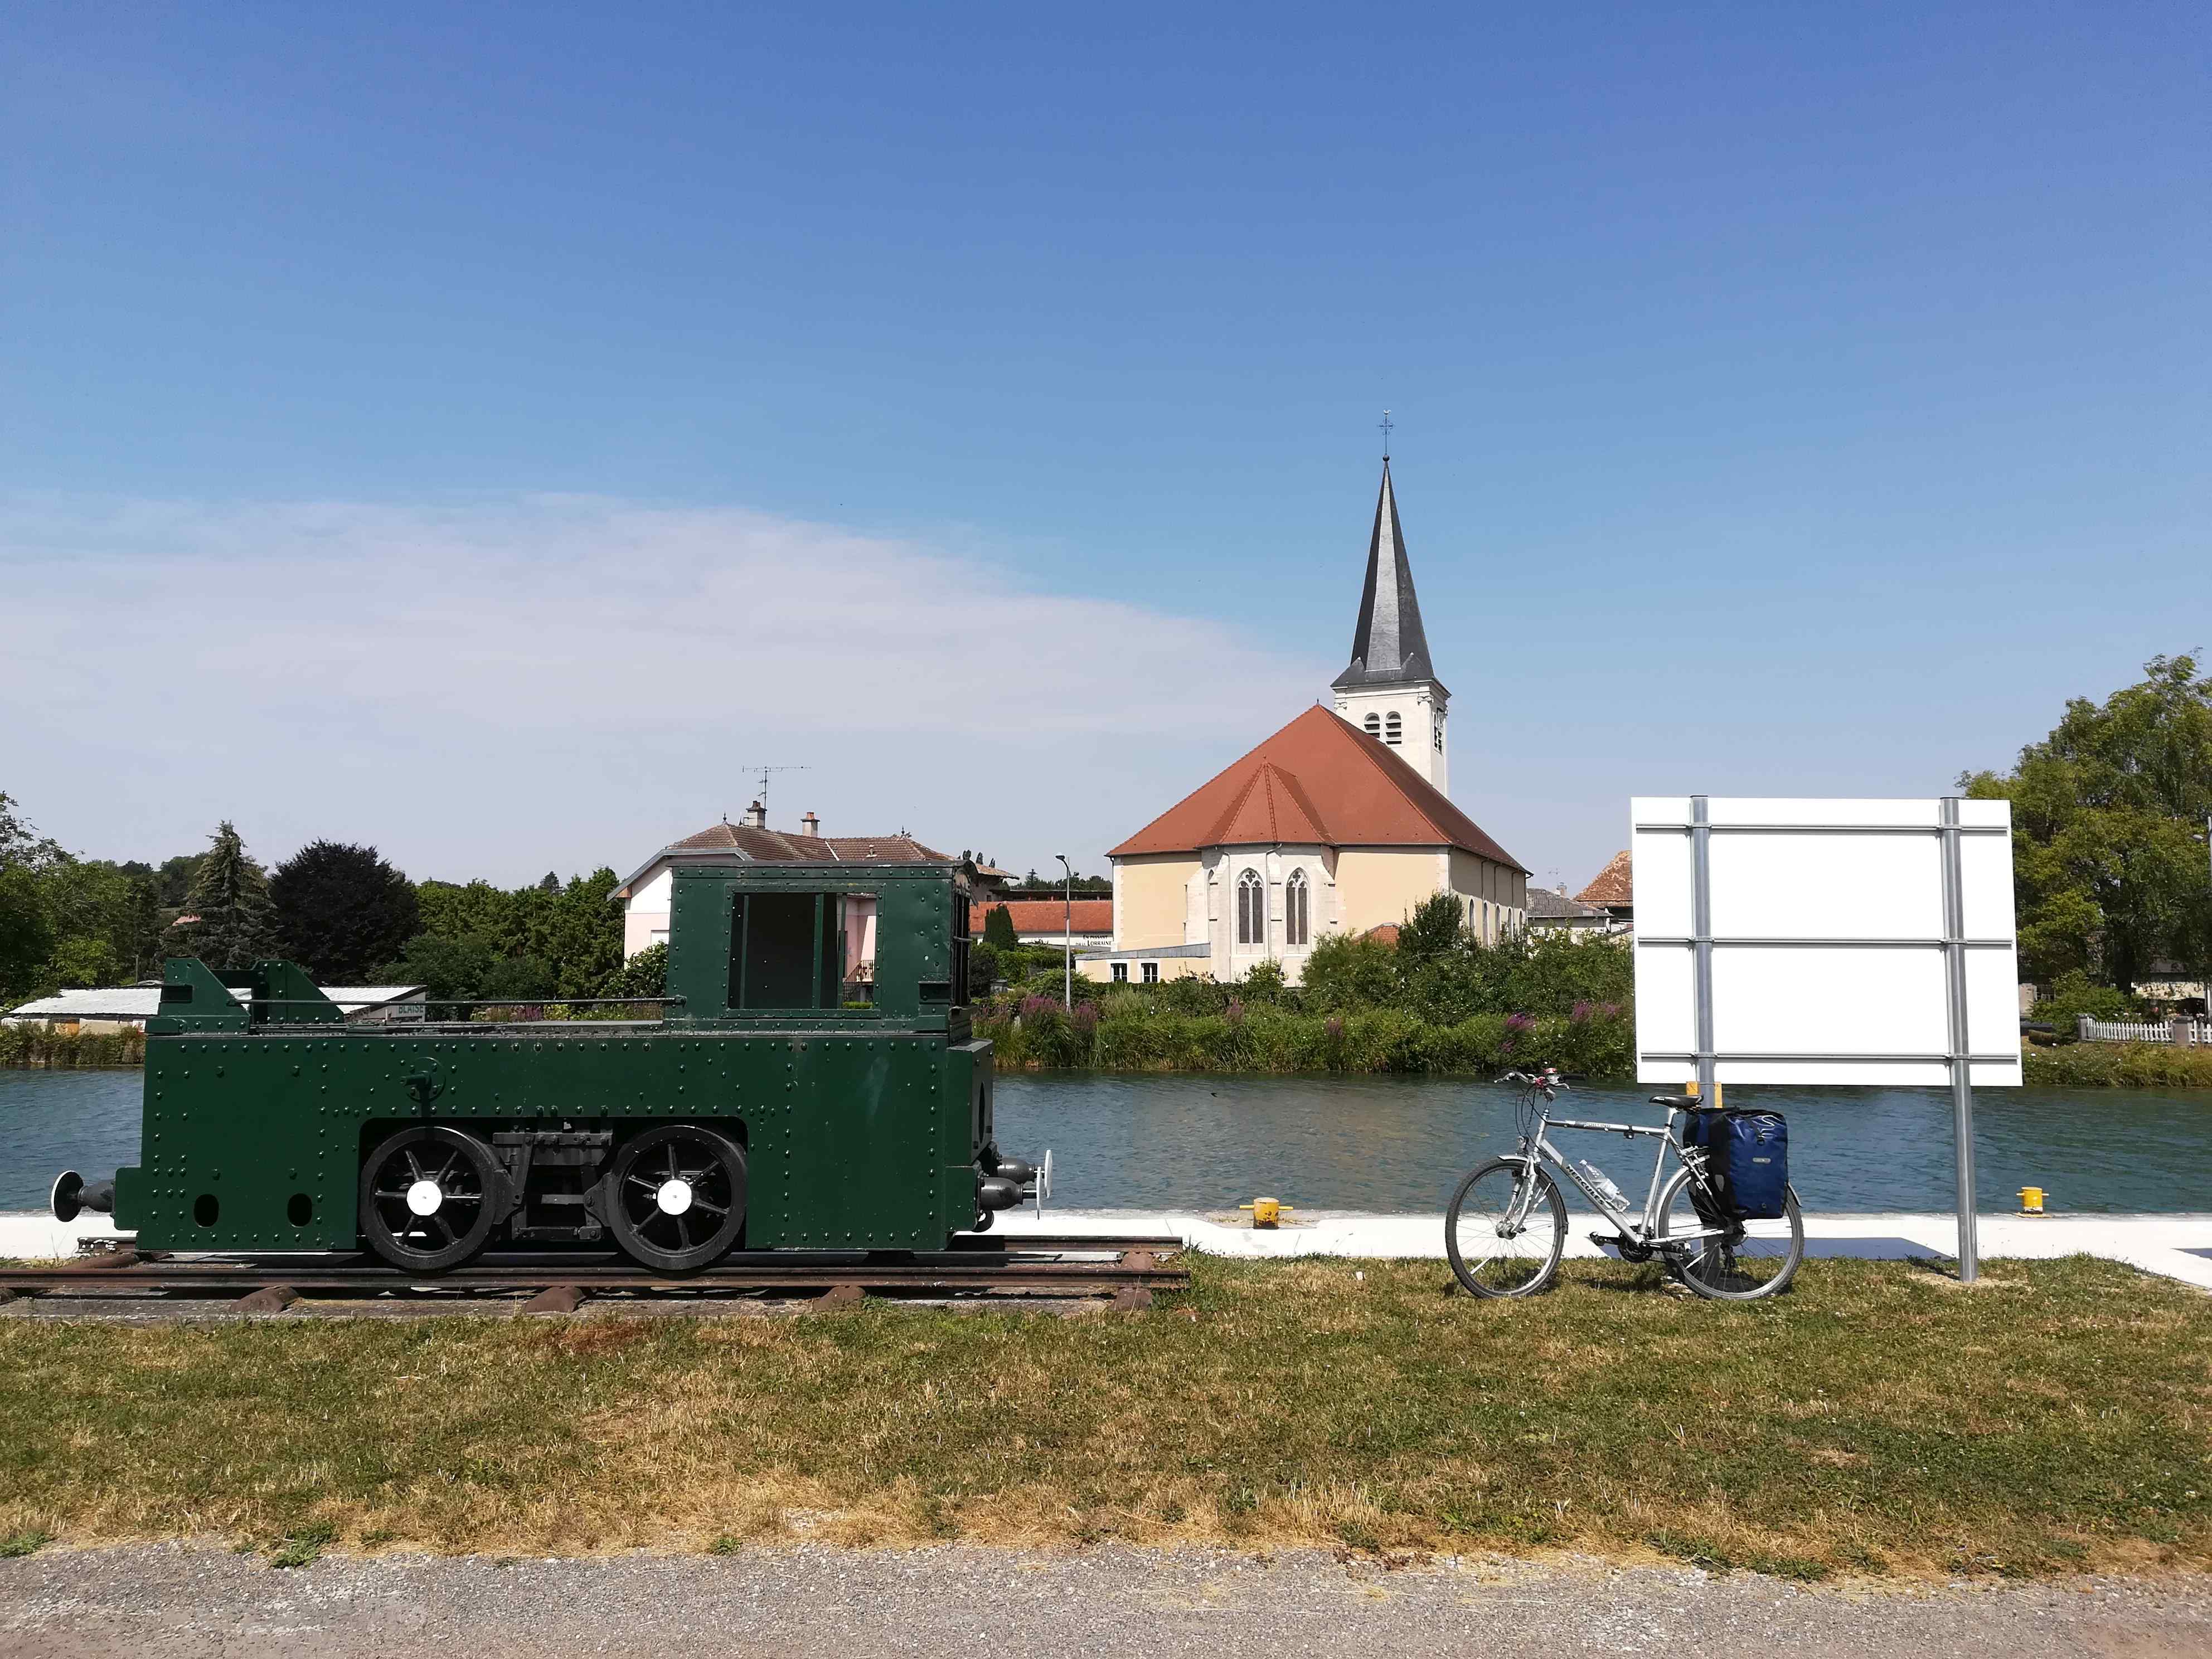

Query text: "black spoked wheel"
[1655, 1170, 1804, 1301]
[607, 1124, 746, 1274]
[1445, 1158, 1567, 1298]
[359, 1126, 503, 1272]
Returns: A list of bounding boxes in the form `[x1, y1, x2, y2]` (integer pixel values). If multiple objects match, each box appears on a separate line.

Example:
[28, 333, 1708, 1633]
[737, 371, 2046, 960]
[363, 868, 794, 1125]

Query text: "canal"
[4, 1068, 2206, 1216]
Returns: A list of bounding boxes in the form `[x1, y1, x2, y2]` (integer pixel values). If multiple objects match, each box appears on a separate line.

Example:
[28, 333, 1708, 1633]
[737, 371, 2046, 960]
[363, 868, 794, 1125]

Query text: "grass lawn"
[1, 1254, 2208, 1579]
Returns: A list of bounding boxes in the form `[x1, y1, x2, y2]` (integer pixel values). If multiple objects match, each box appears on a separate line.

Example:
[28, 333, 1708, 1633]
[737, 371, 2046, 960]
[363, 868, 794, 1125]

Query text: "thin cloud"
[0, 493, 1322, 879]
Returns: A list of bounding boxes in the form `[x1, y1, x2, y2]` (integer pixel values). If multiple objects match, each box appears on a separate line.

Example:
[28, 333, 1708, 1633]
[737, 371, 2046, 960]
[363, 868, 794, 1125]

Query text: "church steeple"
[1329, 453, 1450, 792]
[1332, 459, 1440, 692]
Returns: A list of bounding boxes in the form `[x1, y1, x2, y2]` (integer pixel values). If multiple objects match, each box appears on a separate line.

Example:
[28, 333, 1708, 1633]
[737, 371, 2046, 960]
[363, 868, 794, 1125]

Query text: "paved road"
[3, 1544, 2208, 1657]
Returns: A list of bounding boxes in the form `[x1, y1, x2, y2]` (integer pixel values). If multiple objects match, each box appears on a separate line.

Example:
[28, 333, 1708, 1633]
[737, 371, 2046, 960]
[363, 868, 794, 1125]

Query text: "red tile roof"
[972, 899, 1113, 937]
[1575, 850, 1633, 908]
[1107, 705, 1526, 870]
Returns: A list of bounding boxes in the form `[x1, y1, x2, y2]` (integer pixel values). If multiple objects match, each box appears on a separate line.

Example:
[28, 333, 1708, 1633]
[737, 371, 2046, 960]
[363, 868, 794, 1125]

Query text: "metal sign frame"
[1632, 795, 2018, 1282]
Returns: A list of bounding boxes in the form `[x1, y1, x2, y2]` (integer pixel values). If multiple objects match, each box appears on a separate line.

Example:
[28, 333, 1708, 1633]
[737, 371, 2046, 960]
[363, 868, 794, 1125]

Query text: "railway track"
[0, 1235, 1188, 1319]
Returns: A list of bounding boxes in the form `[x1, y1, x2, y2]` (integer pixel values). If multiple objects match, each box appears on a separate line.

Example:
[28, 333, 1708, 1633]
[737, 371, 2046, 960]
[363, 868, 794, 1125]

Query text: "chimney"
[743, 800, 767, 830]
[801, 812, 821, 837]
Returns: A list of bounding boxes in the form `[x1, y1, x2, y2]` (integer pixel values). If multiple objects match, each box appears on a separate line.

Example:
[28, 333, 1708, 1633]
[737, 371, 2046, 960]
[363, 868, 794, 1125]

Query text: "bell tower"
[1331, 457, 1449, 792]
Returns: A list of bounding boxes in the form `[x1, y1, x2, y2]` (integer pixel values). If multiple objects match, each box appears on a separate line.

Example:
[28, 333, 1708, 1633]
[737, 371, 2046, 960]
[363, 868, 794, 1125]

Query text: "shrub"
[1239, 958, 1289, 1001]
[2024, 1040, 2212, 1088]
[0, 1023, 145, 1068]
[1301, 934, 1399, 1010]
[2031, 970, 2146, 1031]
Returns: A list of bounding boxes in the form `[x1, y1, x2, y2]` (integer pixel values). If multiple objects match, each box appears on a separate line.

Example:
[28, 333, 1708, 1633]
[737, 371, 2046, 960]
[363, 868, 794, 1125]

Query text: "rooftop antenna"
[1379, 409, 1393, 461]
[735, 764, 809, 820]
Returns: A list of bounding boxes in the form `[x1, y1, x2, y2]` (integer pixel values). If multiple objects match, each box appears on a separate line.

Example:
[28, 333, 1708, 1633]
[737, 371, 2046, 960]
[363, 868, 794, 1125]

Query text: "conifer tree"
[178, 821, 278, 971]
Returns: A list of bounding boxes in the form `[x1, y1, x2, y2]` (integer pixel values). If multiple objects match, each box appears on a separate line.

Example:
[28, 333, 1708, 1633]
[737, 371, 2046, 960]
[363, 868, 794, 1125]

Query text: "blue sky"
[4, 4, 2205, 890]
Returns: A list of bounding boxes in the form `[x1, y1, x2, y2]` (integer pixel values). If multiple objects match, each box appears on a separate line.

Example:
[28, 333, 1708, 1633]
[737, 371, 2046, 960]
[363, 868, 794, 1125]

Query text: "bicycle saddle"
[1648, 1094, 1701, 1108]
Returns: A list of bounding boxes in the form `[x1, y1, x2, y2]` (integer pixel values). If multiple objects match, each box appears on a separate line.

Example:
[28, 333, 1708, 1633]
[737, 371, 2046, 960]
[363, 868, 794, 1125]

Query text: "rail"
[0, 1237, 1187, 1317]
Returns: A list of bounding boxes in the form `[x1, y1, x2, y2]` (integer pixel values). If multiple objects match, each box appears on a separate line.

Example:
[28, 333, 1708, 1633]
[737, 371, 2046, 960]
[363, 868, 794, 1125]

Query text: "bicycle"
[1444, 1067, 1804, 1301]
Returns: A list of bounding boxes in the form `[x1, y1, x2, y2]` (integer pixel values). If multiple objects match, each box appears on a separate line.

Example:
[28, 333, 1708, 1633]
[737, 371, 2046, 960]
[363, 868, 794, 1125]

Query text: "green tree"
[1398, 890, 1469, 964]
[982, 904, 1019, 949]
[479, 954, 557, 1000]
[0, 867, 56, 1003]
[270, 841, 420, 982]
[968, 939, 1000, 996]
[1300, 932, 1401, 1010]
[379, 931, 497, 1002]
[603, 940, 668, 999]
[37, 858, 154, 984]
[151, 853, 205, 908]
[47, 935, 122, 989]
[0, 792, 65, 874]
[1962, 654, 2212, 993]
[177, 822, 278, 971]
[525, 869, 624, 997]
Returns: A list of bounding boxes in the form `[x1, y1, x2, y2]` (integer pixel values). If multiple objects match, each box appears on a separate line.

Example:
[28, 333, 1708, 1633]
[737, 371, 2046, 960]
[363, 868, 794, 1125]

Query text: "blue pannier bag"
[1714, 1110, 1789, 1221]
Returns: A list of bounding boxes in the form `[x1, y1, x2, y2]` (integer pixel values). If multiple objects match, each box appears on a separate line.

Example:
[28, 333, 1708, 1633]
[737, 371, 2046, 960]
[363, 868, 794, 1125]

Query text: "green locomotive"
[51, 856, 1044, 1272]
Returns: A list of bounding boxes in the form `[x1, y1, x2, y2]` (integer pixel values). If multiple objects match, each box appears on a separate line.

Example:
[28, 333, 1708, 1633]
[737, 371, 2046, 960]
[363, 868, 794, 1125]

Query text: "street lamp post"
[1055, 854, 1074, 1008]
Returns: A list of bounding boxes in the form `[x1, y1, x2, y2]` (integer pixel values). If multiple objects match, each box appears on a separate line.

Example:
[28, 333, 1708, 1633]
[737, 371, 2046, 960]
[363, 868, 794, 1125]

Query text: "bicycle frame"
[1503, 1098, 1730, 1250]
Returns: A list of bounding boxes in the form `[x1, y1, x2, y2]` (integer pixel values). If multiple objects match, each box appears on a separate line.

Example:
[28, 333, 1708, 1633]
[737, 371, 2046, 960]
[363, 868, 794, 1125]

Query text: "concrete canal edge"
[6, 1208, 2212, 1289]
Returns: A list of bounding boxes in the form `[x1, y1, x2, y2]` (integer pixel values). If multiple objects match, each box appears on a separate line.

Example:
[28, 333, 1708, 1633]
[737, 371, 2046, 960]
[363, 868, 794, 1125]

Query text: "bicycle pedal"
[1588, 1231, 1628, 1256]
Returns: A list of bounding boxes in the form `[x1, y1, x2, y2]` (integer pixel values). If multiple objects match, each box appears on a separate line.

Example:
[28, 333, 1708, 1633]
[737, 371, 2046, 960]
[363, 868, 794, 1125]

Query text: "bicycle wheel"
[1655, 1168, 1803, 1301]
[1445, 1158, 1566, 1299]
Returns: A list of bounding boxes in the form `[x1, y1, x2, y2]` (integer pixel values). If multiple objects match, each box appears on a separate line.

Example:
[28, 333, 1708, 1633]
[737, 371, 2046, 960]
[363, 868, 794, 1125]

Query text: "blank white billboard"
[1632, 797, 2021, 1088]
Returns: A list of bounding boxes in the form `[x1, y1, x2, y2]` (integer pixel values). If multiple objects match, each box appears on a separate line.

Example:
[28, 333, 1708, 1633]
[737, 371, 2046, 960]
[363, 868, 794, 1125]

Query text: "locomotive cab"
[65, 855, 1043, 1273]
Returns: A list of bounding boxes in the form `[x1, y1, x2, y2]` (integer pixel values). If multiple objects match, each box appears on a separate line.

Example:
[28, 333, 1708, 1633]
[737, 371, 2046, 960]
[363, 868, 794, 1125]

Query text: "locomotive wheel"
[359, 1127, 503, 1272]
[607, 1124, 746, 1274]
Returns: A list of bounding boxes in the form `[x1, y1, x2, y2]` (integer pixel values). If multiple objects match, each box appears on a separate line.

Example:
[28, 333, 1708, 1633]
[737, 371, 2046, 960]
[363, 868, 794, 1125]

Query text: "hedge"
[974, 997, 1634, 1078]
[0, 1024, 146, 1069]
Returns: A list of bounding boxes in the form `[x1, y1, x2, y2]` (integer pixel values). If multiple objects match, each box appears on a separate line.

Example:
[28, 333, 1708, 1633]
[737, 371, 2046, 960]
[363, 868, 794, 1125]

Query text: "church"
[1080, 460, 1529, 986]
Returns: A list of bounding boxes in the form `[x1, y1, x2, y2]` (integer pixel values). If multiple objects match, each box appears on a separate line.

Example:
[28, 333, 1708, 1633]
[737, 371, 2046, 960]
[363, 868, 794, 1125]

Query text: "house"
[1575, 850, 1633, 926]
[1525, 885, 1618, 935]
[971, 899, 1113, 947]
[614, 803, 949, 961]
[1082, 459, 1528, 986]
[968, 862, 1019, 898]
[3, 983, 429, 1032]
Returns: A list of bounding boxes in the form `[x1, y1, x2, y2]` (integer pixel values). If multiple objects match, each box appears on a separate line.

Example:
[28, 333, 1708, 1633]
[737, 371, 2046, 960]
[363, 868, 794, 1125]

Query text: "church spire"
[1332, 458, 1437, 690]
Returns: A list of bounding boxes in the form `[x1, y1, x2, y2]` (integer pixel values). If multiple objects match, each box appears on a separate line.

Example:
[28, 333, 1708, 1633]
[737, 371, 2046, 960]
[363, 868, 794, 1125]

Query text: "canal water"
[2, 1068, 2206, 1215]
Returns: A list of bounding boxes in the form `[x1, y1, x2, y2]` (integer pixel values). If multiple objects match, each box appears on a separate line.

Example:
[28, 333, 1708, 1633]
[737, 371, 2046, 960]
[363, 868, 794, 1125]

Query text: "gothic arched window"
[1363, 713, 1381, 737]
[1236, 869, 1265, 947]
[1284, 870, 1309, 947]
[1385, 711, 1403, 746]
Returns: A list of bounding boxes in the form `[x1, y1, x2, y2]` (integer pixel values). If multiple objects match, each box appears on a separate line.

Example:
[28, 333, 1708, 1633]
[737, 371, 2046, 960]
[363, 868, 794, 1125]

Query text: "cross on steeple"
[1378, 409, 1393, 459]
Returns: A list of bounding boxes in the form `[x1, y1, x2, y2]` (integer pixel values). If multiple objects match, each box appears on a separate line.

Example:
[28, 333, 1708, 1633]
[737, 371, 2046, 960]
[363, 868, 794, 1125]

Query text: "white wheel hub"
[656, 1177, 695, 1216]
[405, 1179, 443, 1217]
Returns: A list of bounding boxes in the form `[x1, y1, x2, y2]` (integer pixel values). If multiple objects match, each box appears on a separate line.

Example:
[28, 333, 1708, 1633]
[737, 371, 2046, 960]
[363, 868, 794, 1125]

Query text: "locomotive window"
[730, 892, 845, 1010]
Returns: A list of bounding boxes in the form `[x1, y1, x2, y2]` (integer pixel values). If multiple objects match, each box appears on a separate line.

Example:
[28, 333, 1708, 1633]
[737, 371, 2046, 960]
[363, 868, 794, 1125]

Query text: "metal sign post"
[1938, 796, 1980, 1282]
[1690, 795, 1717, 1107]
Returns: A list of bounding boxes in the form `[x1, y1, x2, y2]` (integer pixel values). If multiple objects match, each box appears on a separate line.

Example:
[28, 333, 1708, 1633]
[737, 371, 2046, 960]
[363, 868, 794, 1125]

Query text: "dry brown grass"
[1, 1253, 2208, 1579]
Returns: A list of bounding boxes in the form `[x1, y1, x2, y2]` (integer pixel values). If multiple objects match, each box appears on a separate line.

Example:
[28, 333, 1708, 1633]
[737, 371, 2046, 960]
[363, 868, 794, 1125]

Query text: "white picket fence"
[2078, 1015, 2212, 1045]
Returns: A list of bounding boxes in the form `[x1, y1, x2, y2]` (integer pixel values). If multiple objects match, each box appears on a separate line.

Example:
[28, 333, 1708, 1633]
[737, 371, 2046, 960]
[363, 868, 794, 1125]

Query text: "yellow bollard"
[2019, 1186, 2045, 1215]
[1238, 1197, 1293, 1229]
